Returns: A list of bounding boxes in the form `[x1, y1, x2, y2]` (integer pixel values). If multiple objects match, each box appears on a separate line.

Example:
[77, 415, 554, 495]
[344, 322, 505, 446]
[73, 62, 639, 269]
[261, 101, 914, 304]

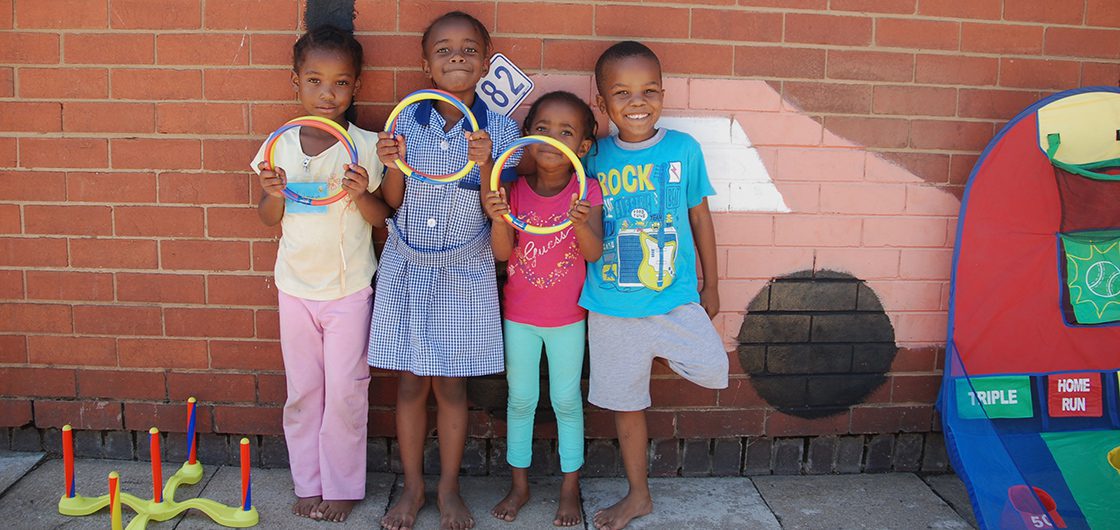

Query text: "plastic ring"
[263, 116, 358, 206]
[384, 89, 480, 184]
[489, 135, 588, 235]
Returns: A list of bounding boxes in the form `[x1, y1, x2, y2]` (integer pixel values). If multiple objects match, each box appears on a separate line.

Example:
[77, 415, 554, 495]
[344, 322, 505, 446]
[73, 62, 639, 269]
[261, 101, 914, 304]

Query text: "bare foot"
[315, 499, 359, 523]
[381, 482, 425, 530]
[292, 495, 321, 518]
[438, 487, 475, 530]
[554, 474, 582, 527]
[490, 482, 530, 522]
[592, 492, 652, 530]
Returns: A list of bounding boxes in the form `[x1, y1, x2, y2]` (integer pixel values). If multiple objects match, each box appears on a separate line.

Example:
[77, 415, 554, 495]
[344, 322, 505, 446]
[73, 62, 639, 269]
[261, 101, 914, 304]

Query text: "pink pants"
[278, 286, 372, 500]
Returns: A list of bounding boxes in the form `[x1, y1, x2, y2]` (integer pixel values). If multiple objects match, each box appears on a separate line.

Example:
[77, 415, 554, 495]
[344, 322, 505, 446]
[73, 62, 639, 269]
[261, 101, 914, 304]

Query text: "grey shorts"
[587, 303, 729, 412]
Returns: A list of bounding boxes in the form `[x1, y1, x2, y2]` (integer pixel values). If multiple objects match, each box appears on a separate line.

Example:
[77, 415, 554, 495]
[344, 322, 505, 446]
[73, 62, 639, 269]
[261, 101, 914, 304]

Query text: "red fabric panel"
[953, 112, 1120, 375]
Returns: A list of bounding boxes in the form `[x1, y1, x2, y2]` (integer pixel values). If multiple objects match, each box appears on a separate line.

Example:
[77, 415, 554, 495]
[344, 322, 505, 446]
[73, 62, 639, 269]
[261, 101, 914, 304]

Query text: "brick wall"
[1, 0, 1117, 474]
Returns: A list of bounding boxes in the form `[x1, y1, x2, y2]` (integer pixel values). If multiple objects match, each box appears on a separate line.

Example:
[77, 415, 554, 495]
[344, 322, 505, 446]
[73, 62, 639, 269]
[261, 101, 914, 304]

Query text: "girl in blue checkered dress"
[367, 12, 521, 530]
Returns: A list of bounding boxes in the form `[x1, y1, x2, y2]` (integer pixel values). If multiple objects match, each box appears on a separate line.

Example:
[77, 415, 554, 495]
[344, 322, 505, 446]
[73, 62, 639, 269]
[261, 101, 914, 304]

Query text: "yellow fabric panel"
[1038, 91, 1120, 165]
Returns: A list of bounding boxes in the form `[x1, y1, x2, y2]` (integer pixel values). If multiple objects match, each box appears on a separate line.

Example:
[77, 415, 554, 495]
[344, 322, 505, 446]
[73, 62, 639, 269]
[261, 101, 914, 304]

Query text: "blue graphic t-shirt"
[579, 129, 715, 318]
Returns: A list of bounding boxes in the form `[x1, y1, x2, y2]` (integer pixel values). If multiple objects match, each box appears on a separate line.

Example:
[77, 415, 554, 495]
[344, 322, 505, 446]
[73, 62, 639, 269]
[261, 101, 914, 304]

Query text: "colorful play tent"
[943, 86, 1120, 529]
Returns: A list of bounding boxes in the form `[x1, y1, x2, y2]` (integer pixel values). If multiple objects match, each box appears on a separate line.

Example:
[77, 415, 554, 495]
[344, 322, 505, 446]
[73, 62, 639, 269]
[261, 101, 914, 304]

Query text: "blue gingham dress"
[367, 97, 521, 377]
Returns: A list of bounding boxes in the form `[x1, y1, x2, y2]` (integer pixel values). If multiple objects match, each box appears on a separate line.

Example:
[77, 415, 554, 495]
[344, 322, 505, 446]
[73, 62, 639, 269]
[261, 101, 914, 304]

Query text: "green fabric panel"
[955, 376, 1034, 419]
[1061, 230, 1120, 324]
[1040, 430, 1120, 530]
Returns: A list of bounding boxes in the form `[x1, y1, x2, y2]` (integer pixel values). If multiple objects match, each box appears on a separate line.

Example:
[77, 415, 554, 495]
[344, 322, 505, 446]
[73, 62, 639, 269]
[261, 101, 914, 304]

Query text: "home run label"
[479, 53, 533, 117]
[956, 376, 1033, 419]
[1047, 372, 1102, 417]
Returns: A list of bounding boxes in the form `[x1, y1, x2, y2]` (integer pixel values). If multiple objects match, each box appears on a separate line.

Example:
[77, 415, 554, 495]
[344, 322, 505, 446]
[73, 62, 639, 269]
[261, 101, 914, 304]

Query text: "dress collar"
[412, 92, 490, 130]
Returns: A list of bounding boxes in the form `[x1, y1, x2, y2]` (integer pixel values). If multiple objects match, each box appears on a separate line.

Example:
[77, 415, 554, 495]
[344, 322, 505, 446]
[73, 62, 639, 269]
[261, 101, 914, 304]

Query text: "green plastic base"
[57, 461, 259, 529]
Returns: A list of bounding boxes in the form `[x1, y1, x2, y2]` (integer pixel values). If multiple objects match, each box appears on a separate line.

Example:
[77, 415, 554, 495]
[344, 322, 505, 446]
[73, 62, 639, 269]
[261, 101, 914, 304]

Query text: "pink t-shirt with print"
[503, 174, 604, 327]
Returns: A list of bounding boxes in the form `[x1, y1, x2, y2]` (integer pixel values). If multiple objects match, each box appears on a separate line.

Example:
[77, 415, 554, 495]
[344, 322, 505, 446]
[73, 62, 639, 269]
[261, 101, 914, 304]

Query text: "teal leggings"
[503, 319, 585, 473]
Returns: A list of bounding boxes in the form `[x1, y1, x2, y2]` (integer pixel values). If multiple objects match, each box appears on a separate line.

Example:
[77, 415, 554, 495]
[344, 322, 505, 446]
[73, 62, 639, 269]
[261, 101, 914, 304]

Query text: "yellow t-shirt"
[251, 122, 383, 301]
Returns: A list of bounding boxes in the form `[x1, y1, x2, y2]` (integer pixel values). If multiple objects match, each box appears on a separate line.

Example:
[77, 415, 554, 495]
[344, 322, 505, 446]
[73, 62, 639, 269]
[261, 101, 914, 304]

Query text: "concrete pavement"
[0, 451, 976, 529]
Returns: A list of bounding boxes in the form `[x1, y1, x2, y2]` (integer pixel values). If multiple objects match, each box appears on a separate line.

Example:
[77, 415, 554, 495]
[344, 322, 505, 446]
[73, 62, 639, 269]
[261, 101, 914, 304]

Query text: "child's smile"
[423, 19, 488, 97]
[526, 100, 591, 173]
[596, 55, 664, 143]
[291, 49, 359, 123]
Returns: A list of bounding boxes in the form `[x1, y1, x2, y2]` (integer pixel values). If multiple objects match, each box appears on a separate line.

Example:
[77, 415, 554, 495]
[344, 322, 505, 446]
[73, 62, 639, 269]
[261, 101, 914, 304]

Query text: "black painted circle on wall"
[739, 271, 897, 419]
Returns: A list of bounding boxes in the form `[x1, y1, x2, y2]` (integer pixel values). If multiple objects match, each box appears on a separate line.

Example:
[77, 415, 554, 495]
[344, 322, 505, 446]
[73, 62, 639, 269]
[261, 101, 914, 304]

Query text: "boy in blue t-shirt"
[581, 41, 729, 530]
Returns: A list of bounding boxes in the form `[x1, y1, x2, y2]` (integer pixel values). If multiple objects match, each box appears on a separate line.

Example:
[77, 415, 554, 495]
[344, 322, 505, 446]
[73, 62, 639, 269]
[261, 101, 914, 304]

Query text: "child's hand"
[465, 130, 493, 166]
[377, 132, 405, 167]
[482, 187, 510, 221]
[568, 193, 593, 227]
[700, 284, 720, 319]
[257, 161, 287, 198]
[342, 164, 370, 198]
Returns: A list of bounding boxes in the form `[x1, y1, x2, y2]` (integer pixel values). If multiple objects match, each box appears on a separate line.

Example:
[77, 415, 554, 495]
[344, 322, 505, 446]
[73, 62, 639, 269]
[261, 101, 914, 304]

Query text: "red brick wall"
[1, 0, 1117, 449]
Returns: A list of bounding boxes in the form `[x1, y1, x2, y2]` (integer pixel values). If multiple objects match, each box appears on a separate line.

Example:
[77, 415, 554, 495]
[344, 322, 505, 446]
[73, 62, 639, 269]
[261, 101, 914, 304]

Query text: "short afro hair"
[594, 41, 661, 93]
[421, 11, 492, 56]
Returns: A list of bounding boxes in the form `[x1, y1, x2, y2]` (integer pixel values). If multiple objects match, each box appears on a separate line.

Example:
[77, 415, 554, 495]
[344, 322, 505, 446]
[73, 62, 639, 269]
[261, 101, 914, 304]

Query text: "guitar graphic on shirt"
[638, 229, 677, 291]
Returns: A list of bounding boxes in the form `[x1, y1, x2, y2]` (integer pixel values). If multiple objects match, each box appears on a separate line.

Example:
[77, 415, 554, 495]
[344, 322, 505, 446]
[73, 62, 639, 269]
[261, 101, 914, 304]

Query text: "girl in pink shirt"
[482, 91, 604, 527]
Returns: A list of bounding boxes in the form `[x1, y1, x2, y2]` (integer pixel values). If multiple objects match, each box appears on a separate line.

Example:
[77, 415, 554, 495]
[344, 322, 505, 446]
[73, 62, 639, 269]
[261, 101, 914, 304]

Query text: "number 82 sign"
[479, 53, 534, 117]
